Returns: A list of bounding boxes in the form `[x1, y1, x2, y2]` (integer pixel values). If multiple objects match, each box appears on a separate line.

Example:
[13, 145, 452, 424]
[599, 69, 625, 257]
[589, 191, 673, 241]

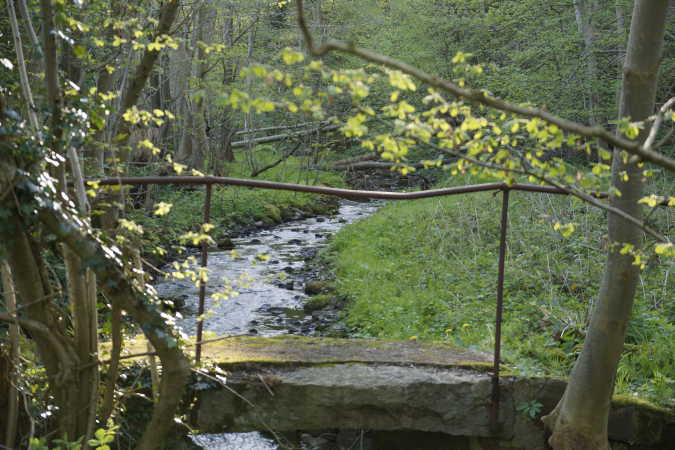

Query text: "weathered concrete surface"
[197, 364, 498, 436]
[183, 335, 673, 449]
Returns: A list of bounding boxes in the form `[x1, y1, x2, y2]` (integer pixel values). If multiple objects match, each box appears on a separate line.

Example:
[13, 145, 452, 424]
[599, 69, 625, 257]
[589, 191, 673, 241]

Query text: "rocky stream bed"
[154, 199, 381, 449]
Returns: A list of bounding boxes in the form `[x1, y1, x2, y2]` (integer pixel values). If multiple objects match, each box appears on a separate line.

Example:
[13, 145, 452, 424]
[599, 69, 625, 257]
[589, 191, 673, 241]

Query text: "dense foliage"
[0, 0, 673, 449]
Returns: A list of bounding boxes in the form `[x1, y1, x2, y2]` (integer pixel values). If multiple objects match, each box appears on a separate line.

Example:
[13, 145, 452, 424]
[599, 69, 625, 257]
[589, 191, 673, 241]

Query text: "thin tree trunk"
[189, 1, 215, 170]
[244, 25, 256, 171]
[63, 246, 98, 446]
[1, 262, 19, 450]
[40, 0, 65, 188]
[543, 2, 669, 449]
[613, 0, 627, 112]
[100, 300, 122, 424]
[573, 0, 603, 126]
[17, 0, 41, 56]
[7, 0, 39, 131]
[219, 5, 237, 165]
[177, 20, 198, 165]
[92, 0, 121, 175]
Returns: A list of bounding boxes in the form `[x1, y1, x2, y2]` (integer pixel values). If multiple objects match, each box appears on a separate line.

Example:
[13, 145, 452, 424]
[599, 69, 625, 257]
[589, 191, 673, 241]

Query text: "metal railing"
[95, 175, 671, 434]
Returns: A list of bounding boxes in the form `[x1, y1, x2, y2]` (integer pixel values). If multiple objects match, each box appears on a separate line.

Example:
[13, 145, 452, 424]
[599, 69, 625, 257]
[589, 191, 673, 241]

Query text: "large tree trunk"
[543, 2, 669, 449]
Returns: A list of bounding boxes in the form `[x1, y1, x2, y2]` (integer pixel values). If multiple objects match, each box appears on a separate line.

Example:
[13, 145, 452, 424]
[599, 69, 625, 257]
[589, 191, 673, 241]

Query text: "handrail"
[95, 176, 588, 198]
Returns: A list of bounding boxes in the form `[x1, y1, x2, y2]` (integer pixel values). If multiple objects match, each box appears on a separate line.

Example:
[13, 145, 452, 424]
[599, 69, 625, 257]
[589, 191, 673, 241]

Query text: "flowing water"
[153, 199, 380, 449]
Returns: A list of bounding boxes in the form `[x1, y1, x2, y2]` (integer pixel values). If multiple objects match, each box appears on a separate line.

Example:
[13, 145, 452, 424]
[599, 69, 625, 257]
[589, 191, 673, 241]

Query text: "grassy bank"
[325, 174, 674, 405]
[130, 148, 345, 251]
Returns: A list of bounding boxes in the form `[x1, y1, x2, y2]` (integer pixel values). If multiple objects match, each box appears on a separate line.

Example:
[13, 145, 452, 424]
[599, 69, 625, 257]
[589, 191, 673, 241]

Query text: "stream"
[154, 199, 380, 449]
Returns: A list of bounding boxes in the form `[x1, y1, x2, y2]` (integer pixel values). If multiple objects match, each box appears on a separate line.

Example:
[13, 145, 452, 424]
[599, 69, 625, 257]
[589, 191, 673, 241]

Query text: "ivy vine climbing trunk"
[542, 2, 669, 449]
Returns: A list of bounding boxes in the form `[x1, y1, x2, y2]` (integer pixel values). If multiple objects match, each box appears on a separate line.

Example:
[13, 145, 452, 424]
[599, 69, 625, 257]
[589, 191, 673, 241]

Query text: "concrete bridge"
[125, 335, 673, 449]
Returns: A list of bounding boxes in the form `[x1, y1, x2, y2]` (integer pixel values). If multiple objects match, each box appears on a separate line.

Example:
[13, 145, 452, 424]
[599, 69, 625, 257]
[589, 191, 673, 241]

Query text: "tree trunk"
[176, 20, 198, 166]
[218, 4, 237, 165]
[7, 0, 39, 131]
[4, 221, 82, 443]
[1, 261, 20, 449]
[543, 2, 669, 449]
[191, 0, 215, 171]
[573, 0, 603, 126]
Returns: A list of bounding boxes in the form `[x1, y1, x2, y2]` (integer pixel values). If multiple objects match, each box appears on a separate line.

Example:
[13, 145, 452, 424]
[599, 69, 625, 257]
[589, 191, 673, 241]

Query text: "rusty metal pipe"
[490, 187, 510, 434]
[195, 183, 212, 365]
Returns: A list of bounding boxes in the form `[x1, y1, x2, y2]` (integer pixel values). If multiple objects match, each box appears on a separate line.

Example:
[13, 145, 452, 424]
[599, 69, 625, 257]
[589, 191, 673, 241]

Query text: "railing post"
[490, 187, 509, 434]
[195, 183, 213, 365]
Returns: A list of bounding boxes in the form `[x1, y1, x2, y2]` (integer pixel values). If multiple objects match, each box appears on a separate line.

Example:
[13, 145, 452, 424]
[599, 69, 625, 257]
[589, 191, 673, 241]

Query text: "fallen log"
[234, 121, 330, 136]
[330, 152, 378, 166]
[231, 124, 340, 149]
[310, 159, 454, 171]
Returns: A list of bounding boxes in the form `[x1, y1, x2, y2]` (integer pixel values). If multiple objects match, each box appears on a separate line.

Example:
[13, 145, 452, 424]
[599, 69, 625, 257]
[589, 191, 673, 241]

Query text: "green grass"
[326, 174, 674, 406]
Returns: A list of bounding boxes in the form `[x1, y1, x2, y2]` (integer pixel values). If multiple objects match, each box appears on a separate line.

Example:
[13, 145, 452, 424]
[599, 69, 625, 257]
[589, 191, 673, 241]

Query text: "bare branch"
[655, 127, 674, 149]
[295, 0, 675, 172]
[643, 97, 675, 151]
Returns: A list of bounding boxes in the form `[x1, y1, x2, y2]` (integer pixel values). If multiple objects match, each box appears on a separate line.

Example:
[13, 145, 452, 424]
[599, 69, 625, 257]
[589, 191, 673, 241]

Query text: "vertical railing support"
[195, 183, 213, 365]
[490, 187, 509, 434]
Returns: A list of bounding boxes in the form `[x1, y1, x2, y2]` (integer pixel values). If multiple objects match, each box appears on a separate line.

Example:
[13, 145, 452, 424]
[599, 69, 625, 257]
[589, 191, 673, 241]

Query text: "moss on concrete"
[103, 334, 494, 371]
[611, 394, 673, 416]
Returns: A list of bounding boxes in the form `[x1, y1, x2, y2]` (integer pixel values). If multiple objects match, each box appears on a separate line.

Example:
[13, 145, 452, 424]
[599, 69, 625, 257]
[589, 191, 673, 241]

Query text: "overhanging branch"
[295, 0, 675, 172]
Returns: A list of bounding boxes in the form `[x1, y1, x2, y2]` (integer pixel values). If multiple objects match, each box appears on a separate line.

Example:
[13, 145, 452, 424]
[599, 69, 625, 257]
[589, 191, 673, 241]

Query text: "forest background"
[0, 0, 674, 449]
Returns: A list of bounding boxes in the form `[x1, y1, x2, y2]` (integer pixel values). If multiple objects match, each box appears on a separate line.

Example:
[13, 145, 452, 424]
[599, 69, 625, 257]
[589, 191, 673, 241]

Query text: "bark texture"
[543, 2, 669, 449]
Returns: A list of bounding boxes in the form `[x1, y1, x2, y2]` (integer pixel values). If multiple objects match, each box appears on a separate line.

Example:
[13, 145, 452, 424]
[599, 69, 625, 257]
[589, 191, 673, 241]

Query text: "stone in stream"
[304, 280, 330, 295]
[159, 294, 188, 312]
[216, 236, 235, 249]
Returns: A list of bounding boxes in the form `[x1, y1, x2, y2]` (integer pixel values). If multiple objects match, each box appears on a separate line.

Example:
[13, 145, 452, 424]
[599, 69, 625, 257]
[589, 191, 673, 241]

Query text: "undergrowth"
[327, 174, 674, 406]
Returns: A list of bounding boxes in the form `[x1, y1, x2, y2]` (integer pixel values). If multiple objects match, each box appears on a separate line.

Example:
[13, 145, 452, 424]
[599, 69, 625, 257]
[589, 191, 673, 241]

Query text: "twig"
[250, 141, 303, 177]
[643, 97, 675, 151]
